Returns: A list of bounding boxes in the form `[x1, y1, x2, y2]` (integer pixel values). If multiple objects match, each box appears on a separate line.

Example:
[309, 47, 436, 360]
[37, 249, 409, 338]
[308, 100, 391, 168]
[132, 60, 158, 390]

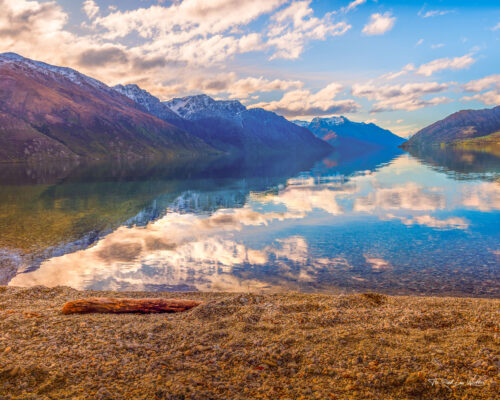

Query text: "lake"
[1, 148, 499, 296]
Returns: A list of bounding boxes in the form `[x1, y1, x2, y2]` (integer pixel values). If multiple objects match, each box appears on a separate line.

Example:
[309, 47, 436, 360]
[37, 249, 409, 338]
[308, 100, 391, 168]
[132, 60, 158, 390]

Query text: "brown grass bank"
[0, 286, 498, 399]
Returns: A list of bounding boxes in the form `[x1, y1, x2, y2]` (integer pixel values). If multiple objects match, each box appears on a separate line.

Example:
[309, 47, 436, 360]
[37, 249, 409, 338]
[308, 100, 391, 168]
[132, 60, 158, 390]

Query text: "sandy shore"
[0, 286, 498, 399]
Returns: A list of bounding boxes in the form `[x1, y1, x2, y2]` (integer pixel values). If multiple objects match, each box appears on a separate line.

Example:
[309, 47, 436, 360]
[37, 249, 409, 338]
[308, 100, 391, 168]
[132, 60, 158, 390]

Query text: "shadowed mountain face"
[115, 87, 332, 157]
[402, 106, 500, 148]
[0, 53, 214, 162]
[293, 116, 405, 155]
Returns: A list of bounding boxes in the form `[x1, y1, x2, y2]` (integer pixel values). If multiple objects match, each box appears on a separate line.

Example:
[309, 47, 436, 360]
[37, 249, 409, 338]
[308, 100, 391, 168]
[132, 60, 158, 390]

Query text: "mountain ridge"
[0, 53, 214, 162]
[293, 116, 405, 153]
[402, 105, 500, 148]
[115, 84, 331, 157]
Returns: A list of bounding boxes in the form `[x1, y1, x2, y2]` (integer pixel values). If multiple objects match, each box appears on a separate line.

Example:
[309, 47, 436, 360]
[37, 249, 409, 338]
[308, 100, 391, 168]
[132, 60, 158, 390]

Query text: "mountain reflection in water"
[3, 148, 500, 296]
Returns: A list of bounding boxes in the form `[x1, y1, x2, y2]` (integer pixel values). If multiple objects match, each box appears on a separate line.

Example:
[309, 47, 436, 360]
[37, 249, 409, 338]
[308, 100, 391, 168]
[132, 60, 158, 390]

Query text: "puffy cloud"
[95, 0, 286, 41]
[251, 82, 360, 118]
[267, 0, 351, 59]
[352, 82, 451, 112]
[0, 0, 349, 104]
[416, 54, 475, 77]
[462, 74, 500, 92]
[229, 76, 304, 99]
[461, 74, 500, 105]
[362, 12, 395, 36]
[165, 72, 303, 99]
[0, 0, 68, 44]
[78, 46, 129, 67]
[82, 0, 99, 20]
[461, 91, 500, 106]
[381, 54, 475, 81]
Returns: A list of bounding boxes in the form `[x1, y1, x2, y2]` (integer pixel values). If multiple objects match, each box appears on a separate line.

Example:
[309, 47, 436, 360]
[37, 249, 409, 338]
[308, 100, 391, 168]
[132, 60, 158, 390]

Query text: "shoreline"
[0, 286, 498, 399]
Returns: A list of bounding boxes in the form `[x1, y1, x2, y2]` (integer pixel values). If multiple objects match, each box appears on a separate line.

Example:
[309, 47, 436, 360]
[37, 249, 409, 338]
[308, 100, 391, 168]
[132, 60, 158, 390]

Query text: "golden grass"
[0, 287, 498, 399]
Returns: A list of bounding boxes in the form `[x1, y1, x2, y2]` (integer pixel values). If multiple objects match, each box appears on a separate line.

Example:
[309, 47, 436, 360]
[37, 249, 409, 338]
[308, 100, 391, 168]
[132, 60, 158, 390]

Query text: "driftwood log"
[62, 297, 202, 314]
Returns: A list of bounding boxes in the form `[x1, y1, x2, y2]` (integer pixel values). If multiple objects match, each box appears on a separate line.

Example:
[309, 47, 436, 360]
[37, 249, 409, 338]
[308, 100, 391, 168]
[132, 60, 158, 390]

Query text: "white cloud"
[380, 54, 476, 83]
[380, 63, 415, 80]
[462, 74, 500, 92]
[416, 38, 424, 46]
[342, 0, 367, 13]
[267, 0, 351, 60]
[431, 43, 445, 49]
[419, 10, 453, 18]
[251, 82, 360, 118]
[493, 21, 500, 31]
[178, 72, 304, 99]
[461, 74, 500, 105]
[362, 12, 396, 36]
[0, 0, 345, 103]
[229, 76, 304, 99]
[416, 54, 475, 76]
[82, 0, 99, 20]
[461, 91, 500, 106]
[352, 82, 451, 112]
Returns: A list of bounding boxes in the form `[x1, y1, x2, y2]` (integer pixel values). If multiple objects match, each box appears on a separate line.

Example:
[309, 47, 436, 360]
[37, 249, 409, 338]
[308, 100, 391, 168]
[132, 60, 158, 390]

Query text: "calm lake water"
[1, 148, 499, 296]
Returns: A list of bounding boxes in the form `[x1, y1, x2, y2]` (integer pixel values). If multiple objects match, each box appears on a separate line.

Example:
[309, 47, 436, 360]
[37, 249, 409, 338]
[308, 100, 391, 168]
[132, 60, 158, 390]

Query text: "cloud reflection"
[9, 155, 499, 292]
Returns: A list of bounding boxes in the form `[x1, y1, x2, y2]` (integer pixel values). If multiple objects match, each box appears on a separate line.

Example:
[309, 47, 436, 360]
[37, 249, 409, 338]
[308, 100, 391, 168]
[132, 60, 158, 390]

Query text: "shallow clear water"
[2, 148, 499, 296]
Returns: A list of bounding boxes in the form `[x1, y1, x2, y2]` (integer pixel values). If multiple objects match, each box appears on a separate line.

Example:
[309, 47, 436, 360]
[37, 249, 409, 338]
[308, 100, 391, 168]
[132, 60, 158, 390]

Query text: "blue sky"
[1, 0, 499, 136]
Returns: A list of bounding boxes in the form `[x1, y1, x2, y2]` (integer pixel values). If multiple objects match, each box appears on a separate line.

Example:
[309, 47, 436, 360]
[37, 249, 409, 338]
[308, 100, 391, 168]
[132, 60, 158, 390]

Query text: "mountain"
[165, 94, 332, 156]
[293, 116, 405, 154]
[114, 87, 331, 156]
[402, 106, 500, 148]
[113, 84, 183, 123]
[0, 53, 214, 162]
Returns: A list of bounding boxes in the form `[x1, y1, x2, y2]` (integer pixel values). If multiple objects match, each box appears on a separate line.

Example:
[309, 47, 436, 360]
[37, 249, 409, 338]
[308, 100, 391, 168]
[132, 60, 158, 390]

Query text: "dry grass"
[0, 286, 498, 399]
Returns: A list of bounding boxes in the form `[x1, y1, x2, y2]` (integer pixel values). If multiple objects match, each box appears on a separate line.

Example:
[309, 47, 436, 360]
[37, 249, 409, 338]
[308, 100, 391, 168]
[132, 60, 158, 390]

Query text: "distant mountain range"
[0, 53, 330, 162]
[0, 53, 213, 162]
[116, 86, 330, 157]
[402, 106, 500, 148]
[293, 116, 405, 155]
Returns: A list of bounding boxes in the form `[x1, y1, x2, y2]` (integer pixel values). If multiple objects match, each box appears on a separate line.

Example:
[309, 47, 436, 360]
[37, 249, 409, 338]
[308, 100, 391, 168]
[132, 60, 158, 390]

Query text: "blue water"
[2, 148, 499, 296]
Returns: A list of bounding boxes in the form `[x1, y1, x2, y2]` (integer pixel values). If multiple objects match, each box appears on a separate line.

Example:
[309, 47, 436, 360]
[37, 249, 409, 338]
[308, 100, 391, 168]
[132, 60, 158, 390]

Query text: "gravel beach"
[0, 286, 498, 399]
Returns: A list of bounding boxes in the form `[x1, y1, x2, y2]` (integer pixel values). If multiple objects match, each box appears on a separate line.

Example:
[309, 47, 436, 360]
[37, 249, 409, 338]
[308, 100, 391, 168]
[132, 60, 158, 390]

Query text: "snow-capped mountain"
[112, 85, 332, 157]
[165, 94, 247, 125]
[312, 116, 345, 125]
[0, 52, 116, 97]
[114, 84, 182, 122]
[162, 94, 332, 156]
[293, 116, 405, 151]
[291, 120, 310, 128]
[0, 53, 213, 162]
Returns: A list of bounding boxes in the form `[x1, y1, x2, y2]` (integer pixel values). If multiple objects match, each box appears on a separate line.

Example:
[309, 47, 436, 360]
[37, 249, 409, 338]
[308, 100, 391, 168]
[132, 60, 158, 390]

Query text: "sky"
[1, 0, 499, 137]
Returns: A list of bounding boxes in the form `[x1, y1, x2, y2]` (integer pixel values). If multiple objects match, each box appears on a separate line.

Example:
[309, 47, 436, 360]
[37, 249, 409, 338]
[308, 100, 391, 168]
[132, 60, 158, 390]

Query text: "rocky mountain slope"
[294, 116, 405, 154]
[0, 53, 213, 162]
[402, 106, 500, 148]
